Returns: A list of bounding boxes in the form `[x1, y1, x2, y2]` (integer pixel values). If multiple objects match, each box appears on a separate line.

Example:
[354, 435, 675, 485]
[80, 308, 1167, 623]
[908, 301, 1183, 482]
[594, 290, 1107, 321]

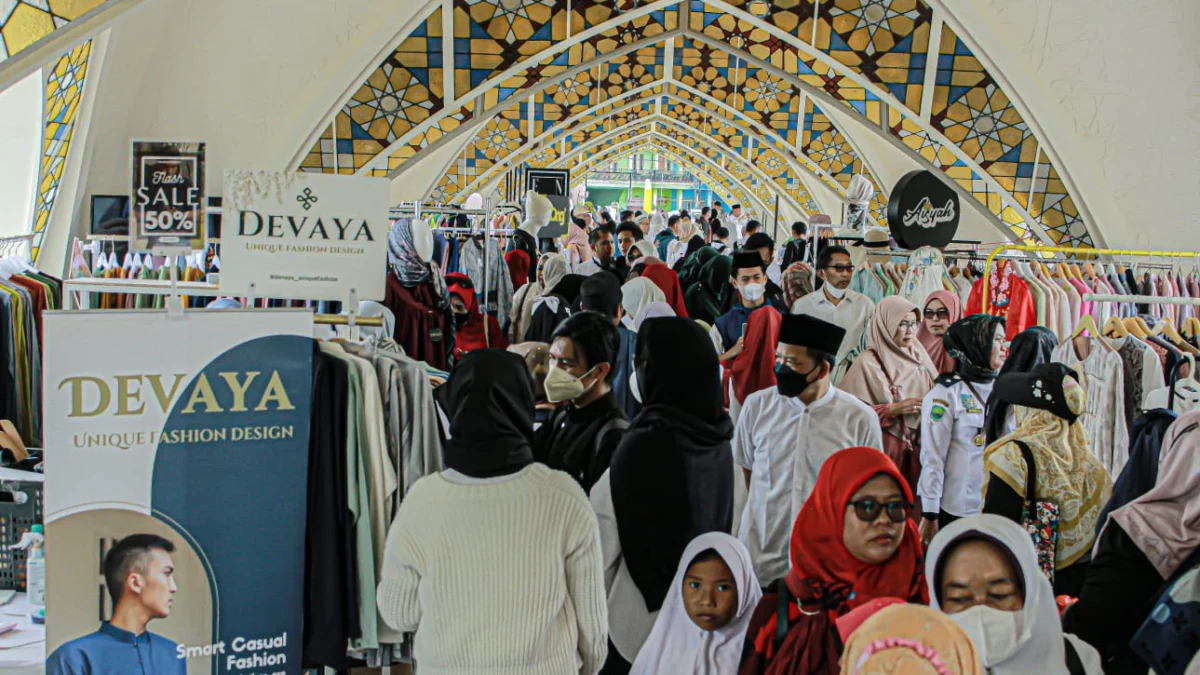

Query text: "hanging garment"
[459, 237, 514, 329]
[900, 246, 949, 309]
[1052, 338, 1130, 477]
[967, 260, 1037, 340]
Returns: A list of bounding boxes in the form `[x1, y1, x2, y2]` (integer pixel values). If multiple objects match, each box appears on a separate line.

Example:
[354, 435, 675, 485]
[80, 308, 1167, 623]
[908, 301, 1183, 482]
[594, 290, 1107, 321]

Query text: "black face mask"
[774, 362, 820, 398]
[454, 312, 470, 328]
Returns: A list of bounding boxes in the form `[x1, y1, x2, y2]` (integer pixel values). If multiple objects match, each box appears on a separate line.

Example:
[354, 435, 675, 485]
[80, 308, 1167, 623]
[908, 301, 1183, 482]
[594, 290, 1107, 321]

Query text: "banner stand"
[150, 243, 193, 319]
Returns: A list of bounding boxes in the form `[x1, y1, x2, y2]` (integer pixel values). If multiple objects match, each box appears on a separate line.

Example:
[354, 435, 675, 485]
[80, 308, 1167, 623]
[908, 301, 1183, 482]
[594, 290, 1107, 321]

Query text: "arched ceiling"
[295, 0, 1098, 249]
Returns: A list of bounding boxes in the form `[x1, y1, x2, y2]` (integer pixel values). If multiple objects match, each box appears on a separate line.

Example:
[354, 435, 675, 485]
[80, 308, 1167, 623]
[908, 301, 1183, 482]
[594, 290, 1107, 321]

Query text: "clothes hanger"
[1103, 315, 1129, 339]
[1073, 313, 1100, 339]
[1153, 317, 1187, 345]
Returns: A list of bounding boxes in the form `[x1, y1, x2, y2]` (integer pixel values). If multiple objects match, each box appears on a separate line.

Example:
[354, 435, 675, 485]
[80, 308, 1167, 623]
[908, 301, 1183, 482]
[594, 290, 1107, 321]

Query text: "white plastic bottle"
[25, 525, 44, 608]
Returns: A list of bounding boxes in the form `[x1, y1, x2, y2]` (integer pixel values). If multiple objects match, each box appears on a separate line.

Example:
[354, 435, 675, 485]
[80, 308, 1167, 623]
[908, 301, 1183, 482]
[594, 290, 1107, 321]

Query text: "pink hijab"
[916, 291, 962, 375]
[566, 222, 592, 264]
[841, 296, 938, 426]
[1108, 410, 1200, 579]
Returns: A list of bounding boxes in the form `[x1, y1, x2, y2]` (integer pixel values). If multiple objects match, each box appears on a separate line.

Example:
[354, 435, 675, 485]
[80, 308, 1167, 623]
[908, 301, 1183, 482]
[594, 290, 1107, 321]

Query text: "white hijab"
[926, 515, 1102, 675]
[631, 532, 762, 675]
[622, 277, 667, 328]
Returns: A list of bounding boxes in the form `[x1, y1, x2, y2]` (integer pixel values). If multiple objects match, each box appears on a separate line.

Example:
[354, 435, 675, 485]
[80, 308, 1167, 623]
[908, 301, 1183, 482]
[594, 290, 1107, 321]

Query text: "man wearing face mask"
[790, 245, 875, 384]
[710, 252, 785, 363]
[733, 314, 883, 587]
[533, 311, 627, 492]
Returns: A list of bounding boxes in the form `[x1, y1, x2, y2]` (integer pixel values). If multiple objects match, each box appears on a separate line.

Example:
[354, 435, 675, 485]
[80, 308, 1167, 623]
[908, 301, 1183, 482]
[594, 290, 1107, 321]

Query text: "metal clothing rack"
[0, 234, 33, 259]
[981, 245, 1200, 313]
[394, 200, 521, 348]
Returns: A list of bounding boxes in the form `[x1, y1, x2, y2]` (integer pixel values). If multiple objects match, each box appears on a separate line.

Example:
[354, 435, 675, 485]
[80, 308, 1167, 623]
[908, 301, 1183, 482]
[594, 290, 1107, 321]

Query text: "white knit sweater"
[377, 463, 608, 674]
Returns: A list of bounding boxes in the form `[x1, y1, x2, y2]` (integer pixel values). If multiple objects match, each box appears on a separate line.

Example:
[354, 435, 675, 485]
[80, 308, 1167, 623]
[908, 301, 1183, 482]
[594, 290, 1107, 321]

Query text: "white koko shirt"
[734, 385, 883, 587]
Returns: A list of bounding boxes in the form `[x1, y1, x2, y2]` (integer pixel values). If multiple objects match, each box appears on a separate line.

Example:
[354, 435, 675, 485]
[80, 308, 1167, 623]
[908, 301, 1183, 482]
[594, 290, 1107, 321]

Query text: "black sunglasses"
[847, 498, 912, 523]
[923, 309, 951, 320]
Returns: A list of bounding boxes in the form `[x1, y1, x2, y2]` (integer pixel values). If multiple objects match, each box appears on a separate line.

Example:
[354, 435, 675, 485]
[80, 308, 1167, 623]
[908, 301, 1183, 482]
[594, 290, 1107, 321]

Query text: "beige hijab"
[840, 604, 983, 675]
[509, 253, 567, 343]
[840, 296, 938, 426]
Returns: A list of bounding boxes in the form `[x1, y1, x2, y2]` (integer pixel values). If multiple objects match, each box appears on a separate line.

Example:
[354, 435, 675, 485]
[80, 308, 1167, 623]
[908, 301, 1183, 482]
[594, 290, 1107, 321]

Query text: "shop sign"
[220, 170, 389, 301]
[526, 168, 570, 239]
[43, 309, 313, 674]
[131, 141, 206, 250]
[887, 169, 961, 249]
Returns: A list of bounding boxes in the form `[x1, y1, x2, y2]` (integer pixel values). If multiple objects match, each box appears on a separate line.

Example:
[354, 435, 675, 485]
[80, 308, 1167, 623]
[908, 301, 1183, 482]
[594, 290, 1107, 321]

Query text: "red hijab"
[916, 290, 962, 375]
[446, 272, 508, 357]
[505, 249, 530, 293]
[728, 306, 781, 405]
[641, 264, 689, 318]
[747, 447, 928, 674]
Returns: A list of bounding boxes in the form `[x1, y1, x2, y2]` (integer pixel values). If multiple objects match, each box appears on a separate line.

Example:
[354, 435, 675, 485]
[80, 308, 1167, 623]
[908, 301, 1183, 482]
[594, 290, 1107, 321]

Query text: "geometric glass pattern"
[0, 0, 104, 63]
[32, 39, 92, 263]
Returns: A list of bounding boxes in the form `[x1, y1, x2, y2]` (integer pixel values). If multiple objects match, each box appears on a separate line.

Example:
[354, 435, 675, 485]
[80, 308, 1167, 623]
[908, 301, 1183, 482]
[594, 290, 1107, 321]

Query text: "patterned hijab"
[982, 369, 1113, 568]
[782, 262, 814, 308]
[388, 217, 432, 286]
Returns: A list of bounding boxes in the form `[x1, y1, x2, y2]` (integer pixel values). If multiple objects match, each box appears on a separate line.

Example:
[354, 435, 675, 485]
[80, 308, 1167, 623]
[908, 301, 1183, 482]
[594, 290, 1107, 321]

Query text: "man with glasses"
[734, 314, 883, 587]
[789, 245, 875, 385]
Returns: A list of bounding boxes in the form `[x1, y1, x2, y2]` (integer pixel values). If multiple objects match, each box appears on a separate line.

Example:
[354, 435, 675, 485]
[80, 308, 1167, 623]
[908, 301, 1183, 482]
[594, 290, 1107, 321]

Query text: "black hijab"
[609, 317, 735, 611]
[941, 314, 1005, 384]
[984, 326, 1059, 443]
[441, 350, 535, 478]
[993, 362, 1082, 424]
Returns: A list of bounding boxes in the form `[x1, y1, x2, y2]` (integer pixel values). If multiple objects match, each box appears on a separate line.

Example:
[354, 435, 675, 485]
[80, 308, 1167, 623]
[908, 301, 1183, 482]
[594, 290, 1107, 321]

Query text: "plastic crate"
[0, 477, 43, 591]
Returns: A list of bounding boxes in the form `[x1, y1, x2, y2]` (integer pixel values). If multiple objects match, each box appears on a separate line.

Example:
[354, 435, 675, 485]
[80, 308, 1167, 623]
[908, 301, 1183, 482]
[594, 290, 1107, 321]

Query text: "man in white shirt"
[727, 205, 749, 242]
[735, 314, 883, 586]
[790, 245, 875, 385]
[574, 227, 615, 278]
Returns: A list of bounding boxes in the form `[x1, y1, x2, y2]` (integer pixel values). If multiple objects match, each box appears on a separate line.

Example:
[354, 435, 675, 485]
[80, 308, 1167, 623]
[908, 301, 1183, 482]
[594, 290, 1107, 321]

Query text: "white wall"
[0, 70, 42, 239]
[937, 0, 1200, 250]
[823, 103, 1010, 243]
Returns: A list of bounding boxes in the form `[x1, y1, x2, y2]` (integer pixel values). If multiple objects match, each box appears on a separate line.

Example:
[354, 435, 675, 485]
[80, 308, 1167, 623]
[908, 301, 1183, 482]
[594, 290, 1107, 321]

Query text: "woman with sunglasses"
[840, 296, 940, 495]
[916, 291, 963, 375]
[738, 446, 929, 675]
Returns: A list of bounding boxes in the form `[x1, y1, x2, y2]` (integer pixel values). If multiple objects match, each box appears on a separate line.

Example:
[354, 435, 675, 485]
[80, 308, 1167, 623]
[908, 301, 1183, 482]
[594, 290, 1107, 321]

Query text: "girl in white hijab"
[621, 277, 668, 330]
[926, 515, 1102, 674]
[631, 532, 761, 675]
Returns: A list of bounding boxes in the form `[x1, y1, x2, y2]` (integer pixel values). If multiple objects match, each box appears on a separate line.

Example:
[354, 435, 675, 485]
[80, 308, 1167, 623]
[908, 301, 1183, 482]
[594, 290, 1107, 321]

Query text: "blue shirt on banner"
[46, 622, 186, 675]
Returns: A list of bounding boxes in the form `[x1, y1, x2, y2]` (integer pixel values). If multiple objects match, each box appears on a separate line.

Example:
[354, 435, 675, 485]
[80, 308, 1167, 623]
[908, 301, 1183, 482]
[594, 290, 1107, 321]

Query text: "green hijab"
[678, 246, 718, 290]
[684, 253, 732, 325]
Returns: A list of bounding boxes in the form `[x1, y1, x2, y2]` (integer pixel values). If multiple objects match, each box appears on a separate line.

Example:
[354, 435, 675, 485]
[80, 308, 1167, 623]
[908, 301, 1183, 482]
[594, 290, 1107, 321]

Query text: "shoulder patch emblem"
[930, 405, 946, 422]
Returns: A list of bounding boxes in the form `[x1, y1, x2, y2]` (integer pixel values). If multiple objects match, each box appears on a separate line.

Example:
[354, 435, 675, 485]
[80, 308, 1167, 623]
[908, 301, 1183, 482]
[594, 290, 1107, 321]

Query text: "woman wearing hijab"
[446, 272, 508, 359]
[679, 246, 719, 291]
[633, 301, 675, 331]
[780, 262, 814, 309]
[981, 362, 1113, 596]
[631, 533, 762, 675]
[1063, 410, 1200, 674]
[377, 350, 607, 673]
[928, 515, 1103, 675]
[685, 253, 734, 326]
[982, 326, 1058, 444]
[917, 291, 963, 375]
[527, 263, 584, 344]
[739, 446, 929, 675]
[641, 263, 690, 318]
[839, 604, 983, 675]
[667, 219, 704, 268]
[510, 253, 568, 343]
[384, 218, 455, 369]
[840, 296, 939, 494]
[620, 277, 667, 331]
[591, 317, 735, 674]
[917, 315, 1006, 543]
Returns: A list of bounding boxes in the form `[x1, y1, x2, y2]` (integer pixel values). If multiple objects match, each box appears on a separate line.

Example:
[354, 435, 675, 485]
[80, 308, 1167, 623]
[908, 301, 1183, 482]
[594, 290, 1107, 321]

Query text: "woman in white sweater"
[376, 349, 609, 674]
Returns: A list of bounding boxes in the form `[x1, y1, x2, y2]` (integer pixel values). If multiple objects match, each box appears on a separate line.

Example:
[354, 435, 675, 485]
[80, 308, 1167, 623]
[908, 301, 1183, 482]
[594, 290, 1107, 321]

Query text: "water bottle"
[25, 525, 44, 608]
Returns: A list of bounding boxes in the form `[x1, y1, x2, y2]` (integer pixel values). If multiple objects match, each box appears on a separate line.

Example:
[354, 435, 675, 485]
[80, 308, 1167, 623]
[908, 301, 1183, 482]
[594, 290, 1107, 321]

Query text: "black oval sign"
[887, 169, 960, 249]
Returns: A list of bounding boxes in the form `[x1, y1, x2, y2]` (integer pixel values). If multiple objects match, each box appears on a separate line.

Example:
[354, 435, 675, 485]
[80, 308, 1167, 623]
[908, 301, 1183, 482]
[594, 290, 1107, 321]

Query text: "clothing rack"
[0, 234, 33, 259]
[981, 245, 1200, 313]
[1082, 293, 1200, 306]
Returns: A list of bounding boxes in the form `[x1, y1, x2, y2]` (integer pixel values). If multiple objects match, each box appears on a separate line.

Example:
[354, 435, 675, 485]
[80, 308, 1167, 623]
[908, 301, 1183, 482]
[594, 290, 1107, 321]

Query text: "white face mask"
[740, 282, 766, 302]
[544, 364, 597, 404]
[823, 282, 847, 300]
[950, 605, 1023, 666]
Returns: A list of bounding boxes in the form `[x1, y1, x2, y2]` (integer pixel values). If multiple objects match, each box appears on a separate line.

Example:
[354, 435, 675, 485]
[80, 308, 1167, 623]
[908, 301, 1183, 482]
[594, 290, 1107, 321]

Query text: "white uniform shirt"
[918, 378, 994, 517]
[574, 258, 602, 277]
[735, 385, 883, 586]
[790, 288, 875, 381]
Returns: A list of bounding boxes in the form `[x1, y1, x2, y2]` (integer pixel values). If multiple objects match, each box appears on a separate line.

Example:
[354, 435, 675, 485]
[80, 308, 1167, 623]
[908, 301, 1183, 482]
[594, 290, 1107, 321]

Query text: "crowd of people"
[376, 201, 1199, 675]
